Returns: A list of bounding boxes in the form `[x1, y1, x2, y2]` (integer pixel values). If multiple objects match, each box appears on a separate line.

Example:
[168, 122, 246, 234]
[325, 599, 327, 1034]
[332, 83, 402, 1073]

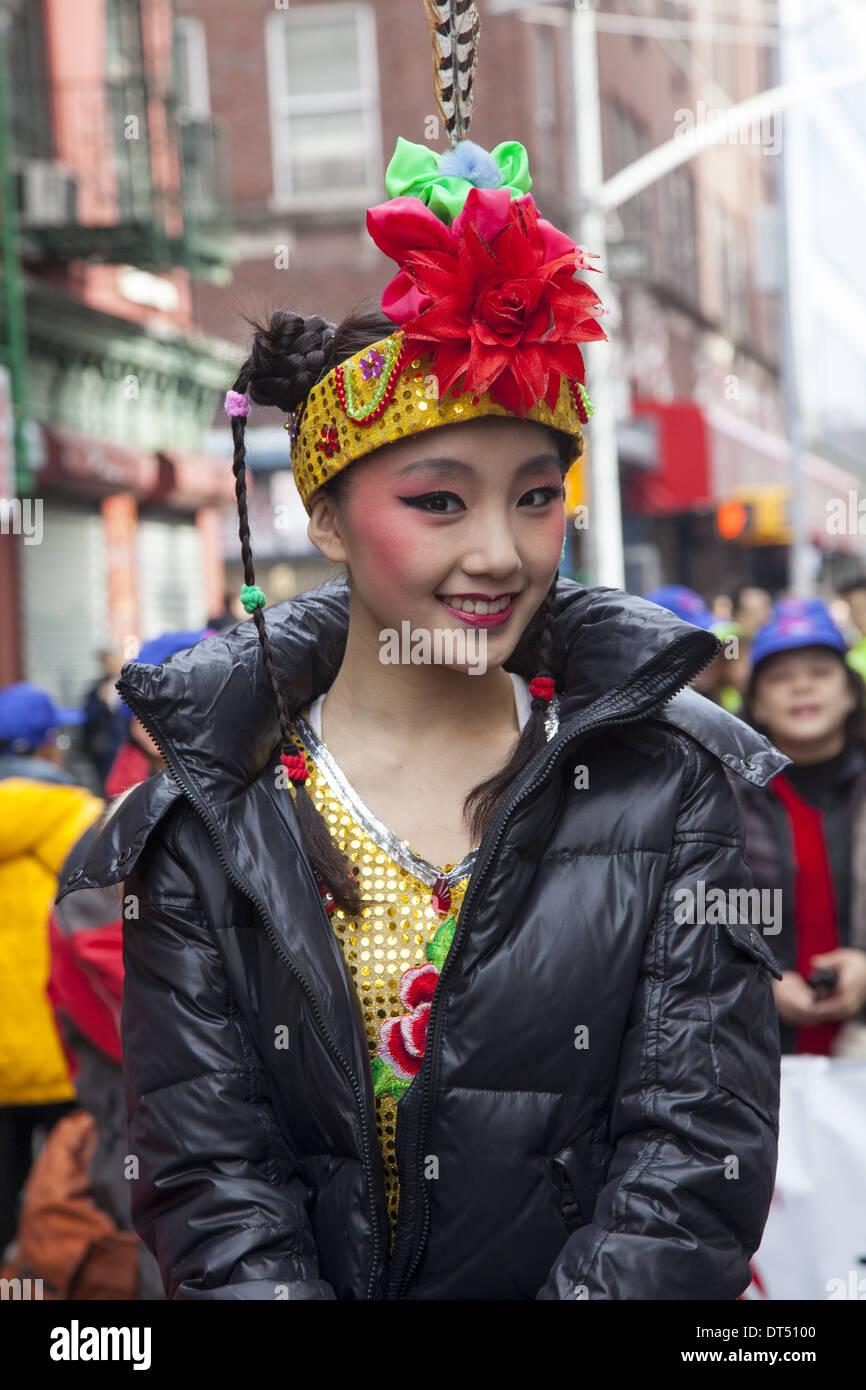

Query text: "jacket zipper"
[392, 633, 719, 1297]
[115, 679, 384, 1300]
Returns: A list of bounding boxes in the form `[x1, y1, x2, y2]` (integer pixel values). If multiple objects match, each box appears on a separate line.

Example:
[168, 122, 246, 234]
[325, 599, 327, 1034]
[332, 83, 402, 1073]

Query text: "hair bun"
[247, 310, 338, 413]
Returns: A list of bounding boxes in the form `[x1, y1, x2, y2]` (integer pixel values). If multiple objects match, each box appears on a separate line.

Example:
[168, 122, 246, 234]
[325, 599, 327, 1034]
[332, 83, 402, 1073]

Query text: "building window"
[265, 3, 381, 206]
[105, 0, 145, 85]
[532, 24, 558, 191]
[6, 0, 53, 160]
[711, 24, 737, 100]
[716, 204, 750, 342]
[105, 0, 149, 222]
[657, 165, 698, 303]
[174, 16, 211, 119]
[606, 101, 653, 247]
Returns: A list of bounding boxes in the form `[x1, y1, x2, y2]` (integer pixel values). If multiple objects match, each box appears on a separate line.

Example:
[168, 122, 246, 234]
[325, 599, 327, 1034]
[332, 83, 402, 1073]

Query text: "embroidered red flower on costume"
[377, 962, 438, 1082]
[366, 186, 607, 415]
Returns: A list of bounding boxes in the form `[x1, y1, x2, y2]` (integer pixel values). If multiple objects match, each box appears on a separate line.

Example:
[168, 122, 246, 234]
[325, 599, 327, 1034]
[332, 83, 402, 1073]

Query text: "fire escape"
[0, 0, 234, 492]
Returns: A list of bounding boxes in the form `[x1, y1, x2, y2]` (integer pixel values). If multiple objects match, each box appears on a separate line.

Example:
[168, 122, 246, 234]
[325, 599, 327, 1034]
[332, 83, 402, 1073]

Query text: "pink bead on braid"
[225, 389, 251, 417]
[529, 673, 556, 707]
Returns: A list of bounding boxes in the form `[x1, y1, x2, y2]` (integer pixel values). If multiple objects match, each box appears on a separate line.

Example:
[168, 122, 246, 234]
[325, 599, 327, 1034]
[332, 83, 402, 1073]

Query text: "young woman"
[738, 598, 866, 1058]
[56, 138, 787, 1301]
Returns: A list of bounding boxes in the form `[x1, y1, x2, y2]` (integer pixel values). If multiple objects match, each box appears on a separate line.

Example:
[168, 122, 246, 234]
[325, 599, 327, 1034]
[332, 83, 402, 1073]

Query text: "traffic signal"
[715, 489, 791, 546]
[715, 498, 754, 541]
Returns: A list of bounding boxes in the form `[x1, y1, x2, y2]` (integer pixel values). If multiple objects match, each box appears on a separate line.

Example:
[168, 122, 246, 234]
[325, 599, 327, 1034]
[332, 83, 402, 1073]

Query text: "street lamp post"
[569, 0, 625, 589]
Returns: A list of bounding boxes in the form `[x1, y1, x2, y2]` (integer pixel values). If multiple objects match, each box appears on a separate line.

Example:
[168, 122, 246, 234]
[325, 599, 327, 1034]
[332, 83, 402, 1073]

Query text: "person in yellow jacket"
[0, 681, 104, 1255]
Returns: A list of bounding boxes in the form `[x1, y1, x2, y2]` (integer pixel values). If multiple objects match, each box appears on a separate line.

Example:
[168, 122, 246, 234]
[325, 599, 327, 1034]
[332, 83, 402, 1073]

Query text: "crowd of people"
[1, 575, 865, 1297]
[0, 604, 237, 1298]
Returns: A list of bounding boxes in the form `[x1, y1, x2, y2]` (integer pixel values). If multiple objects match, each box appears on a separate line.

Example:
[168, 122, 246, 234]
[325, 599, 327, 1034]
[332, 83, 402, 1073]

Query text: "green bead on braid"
[240, 584, 267, 613]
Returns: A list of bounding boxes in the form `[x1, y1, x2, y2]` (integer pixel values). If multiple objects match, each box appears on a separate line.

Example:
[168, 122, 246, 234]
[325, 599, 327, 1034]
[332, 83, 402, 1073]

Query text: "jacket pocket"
[551, 1146, 596, 1233]
[711, 917, 782, 1127]
[720, 915, 783, 979]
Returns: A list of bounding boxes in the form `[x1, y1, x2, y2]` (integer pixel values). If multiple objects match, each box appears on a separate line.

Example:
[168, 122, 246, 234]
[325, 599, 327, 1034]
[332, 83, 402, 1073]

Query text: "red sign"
[624, 399, 712, 516]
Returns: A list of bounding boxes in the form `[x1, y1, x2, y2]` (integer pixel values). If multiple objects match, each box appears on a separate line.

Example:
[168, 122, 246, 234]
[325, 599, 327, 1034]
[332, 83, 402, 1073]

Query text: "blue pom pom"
[438, 140, 503, 190]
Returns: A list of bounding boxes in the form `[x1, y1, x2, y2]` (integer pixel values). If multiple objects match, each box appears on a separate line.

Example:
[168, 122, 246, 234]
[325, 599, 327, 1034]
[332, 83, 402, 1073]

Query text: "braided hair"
[229, 306, 570, 913]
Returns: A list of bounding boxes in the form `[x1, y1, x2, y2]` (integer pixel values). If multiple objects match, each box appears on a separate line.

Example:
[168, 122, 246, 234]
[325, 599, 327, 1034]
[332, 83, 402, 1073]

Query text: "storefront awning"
[33, 425, 238, 512]
[622, 399, 712, 515]
[156, 451, 237, 508]
[36, 423, 159, 498]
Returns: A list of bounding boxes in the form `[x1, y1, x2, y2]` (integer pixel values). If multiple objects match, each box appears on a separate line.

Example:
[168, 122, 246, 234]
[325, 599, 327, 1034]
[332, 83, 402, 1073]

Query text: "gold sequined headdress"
[282, 7, 606, 514]
[287, 331, 595, 514]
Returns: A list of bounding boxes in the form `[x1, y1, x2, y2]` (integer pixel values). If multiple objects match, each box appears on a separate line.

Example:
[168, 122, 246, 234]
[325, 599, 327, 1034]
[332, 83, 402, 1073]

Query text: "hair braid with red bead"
[228, 313, 383, 918]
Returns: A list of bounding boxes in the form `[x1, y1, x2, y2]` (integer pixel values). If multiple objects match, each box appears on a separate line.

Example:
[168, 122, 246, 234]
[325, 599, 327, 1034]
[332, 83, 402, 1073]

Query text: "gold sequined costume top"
[289, 674, 559, 1251]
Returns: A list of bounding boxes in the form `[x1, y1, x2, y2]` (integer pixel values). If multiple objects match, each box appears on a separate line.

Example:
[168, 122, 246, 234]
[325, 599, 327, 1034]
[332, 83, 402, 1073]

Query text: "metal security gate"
[136, 514, 205, 641]
[20, 501, 107, 709]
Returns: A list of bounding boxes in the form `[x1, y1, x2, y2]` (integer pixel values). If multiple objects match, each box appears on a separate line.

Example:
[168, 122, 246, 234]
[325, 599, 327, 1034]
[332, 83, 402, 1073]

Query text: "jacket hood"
[110, 576, 788, 808]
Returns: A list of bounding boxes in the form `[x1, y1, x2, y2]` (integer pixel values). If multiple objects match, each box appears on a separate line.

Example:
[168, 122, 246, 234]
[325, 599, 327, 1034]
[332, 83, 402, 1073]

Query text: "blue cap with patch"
[750, 597, 848, 670]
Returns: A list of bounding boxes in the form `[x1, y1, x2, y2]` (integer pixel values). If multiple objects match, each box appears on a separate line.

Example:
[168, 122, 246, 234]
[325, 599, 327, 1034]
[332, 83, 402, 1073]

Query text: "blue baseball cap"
[119, 628, 216, 721]
[643, 585, 715, 630]
[0, 682, 86, 754]
[750, 597, 848, 671]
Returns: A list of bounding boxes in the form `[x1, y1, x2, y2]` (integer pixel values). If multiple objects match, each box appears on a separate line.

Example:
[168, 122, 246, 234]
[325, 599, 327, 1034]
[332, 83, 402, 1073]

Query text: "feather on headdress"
[424, 0, 481, 146]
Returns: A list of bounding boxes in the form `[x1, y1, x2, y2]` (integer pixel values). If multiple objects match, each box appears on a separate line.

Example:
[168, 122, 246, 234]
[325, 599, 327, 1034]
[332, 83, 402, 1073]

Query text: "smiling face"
[749, 645, 856, 759]
[306, 415, 571, 672]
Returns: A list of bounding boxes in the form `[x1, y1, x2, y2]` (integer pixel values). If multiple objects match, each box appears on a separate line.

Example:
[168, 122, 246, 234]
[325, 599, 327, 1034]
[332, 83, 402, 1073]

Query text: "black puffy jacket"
[56, 577, 788, 1301]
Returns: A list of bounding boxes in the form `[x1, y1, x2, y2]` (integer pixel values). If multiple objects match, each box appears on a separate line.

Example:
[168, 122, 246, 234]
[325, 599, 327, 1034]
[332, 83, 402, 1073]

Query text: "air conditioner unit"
[16, 159, 78, 228]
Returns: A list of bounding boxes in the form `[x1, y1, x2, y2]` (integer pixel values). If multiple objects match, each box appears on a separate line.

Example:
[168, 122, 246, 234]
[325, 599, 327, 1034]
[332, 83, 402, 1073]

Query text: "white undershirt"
[306, 669, 532, 739]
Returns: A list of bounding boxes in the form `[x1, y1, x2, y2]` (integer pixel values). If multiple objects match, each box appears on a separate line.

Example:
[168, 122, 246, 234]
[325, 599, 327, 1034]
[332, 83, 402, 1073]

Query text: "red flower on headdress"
[366, 187, 607, 414]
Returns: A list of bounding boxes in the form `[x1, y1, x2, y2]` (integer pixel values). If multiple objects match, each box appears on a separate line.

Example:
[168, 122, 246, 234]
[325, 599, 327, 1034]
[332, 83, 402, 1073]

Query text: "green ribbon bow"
[384, 137, 532, 223]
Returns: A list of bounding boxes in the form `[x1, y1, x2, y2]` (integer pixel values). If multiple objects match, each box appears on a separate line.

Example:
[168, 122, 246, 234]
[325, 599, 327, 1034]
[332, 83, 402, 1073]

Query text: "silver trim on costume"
[545, 692, 561, 742]
[292, 689, 560, 889]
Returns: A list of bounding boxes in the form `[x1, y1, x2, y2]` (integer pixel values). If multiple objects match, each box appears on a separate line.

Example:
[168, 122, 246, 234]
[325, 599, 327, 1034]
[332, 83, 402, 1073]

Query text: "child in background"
[738, 598, 866, 1058]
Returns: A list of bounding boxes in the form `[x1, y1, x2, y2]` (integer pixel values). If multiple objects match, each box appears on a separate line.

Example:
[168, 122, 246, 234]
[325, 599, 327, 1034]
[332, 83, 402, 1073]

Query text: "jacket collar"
[112, 576, 785, 805]
[59, 577, 788, 1086]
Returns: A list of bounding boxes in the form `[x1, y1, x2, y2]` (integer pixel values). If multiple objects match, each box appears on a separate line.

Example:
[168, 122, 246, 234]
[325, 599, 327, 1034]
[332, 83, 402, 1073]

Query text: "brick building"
[184, 0, 864, 603]
[180, 0, 582, 598]
[4, 0, 861, 712]
[0, 0, 239, 712]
